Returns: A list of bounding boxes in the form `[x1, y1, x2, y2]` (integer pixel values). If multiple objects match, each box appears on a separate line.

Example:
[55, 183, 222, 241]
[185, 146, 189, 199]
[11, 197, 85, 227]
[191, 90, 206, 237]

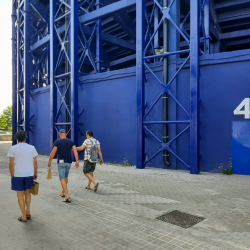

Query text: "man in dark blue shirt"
[48, 129, 79, 202]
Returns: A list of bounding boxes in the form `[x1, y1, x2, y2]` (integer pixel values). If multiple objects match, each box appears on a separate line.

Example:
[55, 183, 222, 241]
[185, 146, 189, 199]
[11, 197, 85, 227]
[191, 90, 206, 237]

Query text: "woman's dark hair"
[15, 130, 27, 142]
[86, 130, 93, 137]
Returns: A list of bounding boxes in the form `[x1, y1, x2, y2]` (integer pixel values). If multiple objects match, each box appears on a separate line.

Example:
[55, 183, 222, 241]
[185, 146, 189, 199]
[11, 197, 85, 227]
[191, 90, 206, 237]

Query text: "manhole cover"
[156, 210, 205, 229]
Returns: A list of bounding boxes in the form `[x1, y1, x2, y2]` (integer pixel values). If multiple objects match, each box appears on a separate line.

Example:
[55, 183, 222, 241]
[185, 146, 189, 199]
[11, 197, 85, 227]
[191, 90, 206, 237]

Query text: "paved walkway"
[0, 142, 250, 250]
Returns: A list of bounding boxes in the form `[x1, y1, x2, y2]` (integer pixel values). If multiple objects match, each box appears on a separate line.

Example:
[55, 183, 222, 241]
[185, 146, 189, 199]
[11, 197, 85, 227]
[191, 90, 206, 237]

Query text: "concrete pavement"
[1, 141, 250, 250]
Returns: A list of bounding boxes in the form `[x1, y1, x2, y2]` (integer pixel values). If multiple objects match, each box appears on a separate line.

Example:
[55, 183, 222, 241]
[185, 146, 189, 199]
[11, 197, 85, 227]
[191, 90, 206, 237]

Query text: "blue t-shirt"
[53, 139, 75, 164]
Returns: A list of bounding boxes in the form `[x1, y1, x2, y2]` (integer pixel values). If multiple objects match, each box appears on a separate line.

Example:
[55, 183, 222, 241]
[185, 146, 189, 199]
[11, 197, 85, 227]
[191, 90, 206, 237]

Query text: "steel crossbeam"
[136, 0, 201, 173]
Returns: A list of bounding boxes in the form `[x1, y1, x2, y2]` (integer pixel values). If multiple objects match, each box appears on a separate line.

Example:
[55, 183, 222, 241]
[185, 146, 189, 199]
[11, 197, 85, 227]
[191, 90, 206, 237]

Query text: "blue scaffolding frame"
[50, 0, 79, 147]
[13, 0, 242, 174]
[13, 0, 50, 143]
[16, 0, 30, 140]
[136, 0, 201, 174]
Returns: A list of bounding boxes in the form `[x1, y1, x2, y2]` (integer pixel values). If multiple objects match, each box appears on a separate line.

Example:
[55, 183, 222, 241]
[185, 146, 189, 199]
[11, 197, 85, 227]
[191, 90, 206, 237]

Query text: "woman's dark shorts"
[83, 160, 96, 174]
[11, 176, 34, 191]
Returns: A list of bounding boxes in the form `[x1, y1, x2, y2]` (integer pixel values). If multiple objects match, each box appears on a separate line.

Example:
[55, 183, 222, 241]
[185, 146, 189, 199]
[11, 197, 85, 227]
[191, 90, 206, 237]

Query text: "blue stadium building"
[11, 0, 250, 174]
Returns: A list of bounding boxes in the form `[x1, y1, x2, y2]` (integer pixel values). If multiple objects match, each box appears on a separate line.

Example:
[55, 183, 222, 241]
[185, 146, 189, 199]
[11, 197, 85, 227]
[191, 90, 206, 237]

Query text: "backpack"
[87, 139, 99, 163]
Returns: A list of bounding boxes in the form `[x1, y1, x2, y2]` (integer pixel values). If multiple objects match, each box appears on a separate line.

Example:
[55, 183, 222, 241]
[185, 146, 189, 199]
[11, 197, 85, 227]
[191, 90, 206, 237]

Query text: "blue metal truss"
[50, 0, 102, 147]
[12, 0, 17, 144]
[12, 0, 50, 143]
[136, 0, 201, 174]
[16, 0, 31, 138]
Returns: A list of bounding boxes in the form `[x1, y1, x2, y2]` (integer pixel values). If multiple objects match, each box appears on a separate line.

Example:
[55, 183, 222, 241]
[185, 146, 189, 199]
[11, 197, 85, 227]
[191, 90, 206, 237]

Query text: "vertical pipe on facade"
[50, 0, 57, 148]
[70, 0, 78, 146]
[136, 0, 145, 169]
[96, 0, 102, 73]
[190, 0, 201, 174]
[24, 0, 30, 141]
[12, 0, 17, 144]
[163, 0, 170, 166]
[204, 0, 210, 54]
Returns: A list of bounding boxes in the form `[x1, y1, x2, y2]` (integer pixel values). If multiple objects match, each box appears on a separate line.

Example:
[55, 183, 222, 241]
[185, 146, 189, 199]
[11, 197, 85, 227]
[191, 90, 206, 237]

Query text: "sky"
[0, 0, 12, 114]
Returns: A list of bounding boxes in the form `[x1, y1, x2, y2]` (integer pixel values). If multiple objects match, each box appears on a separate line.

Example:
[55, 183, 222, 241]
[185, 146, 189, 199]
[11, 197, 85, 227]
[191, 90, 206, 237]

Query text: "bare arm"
[9, 157, 14, 178]
[76, 144, 86, 151]
[98, 147, 103, 164]
[72, 146, 79, 162]
[72, 146, 80, 168]
[33, 157, 38, 180]
[48, 147, 58, 167]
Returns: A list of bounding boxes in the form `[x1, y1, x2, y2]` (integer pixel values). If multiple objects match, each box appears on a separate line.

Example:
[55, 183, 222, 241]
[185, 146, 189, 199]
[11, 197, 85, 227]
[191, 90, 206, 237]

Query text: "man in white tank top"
[7, 131, 38, 222]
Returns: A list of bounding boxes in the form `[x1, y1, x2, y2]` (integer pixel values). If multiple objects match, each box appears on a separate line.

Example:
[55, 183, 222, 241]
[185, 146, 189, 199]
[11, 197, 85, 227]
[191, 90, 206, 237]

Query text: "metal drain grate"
[156, 210, 205, 229]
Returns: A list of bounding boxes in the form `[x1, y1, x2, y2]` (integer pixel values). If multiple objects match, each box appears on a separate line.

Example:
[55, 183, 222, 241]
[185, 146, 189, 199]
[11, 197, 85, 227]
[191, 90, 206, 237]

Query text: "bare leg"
[60, 178, 70, 199]
[85, 173, 97, 186]
[86, 173, 93, 188]
[61, 178, 68, 196]
[17, 191, 27, 221]
[24, 190, 31, 216]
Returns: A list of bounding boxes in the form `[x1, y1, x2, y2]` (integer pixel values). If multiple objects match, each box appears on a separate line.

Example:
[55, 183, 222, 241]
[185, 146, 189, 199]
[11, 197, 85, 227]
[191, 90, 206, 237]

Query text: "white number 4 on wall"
[234, 98, 250, 119]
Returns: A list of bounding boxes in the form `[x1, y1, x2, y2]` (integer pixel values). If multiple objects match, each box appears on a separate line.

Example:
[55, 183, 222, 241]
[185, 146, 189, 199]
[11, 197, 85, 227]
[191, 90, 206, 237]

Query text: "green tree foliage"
[0, 106, 12, 132]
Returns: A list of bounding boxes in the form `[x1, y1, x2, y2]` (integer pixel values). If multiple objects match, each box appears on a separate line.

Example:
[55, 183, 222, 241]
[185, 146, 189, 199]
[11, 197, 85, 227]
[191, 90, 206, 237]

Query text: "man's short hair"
[86, 130, 93, 137]
[15, 130, 27, 142]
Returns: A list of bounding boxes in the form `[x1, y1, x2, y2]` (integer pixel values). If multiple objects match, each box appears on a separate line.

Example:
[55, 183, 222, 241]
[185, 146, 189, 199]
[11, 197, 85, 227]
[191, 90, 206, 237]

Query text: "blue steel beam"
[136, 0, 145, 169]
[110, 54, 136, 66]
[190, 0, 201, 174]
[210, 0, 222, 34]
[50, 0, 57, 147]
[102, 0, 136, 41]
[220, 29, 250, 40]
[12, 0, 17, 144]
[30, 0, 49, 23]
[79, 0, 136, 24]
[227, 38, 250, 46]
[203, 0, 210, 54]
[16, 0, 21, 134]
[24, 0, 30, 140]
[70, 0, 78, 145]
[154, 4, 159, 62]
[96, 0, 102, 73]
[30, 25, 136, 52]
[215, 0, 250, 9]
[217, 8, 250, 23]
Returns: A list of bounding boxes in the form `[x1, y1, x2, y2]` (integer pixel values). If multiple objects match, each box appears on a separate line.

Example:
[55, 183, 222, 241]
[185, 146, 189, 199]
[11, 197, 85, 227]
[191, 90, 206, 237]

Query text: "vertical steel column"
[24, 0, 30, 141]
[190, 0, 201, 174]
[50, 0, 57, 147]
[70, 0, 78, 145]
[168, 0, 180, 169]
[163, 0, 170, 167]
[96, 0, 102, 73]
[204, 0, 210, 54]
[16, 0, 20, 134]
[12, 1, 17, 144]
[154, 6, 159, 63]
[136, 0, 145, 169]
[65, 0, 70, 132]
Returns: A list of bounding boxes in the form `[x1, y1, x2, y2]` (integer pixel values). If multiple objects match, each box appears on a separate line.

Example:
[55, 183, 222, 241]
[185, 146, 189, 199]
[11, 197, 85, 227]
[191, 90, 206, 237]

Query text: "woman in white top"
[7, 131, 38, 222]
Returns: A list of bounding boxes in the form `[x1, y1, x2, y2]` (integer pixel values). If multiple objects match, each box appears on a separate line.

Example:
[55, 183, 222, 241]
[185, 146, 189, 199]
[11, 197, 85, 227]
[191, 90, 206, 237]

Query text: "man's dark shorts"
[83, 160, 96, 174]
[12, 176, 34, 191]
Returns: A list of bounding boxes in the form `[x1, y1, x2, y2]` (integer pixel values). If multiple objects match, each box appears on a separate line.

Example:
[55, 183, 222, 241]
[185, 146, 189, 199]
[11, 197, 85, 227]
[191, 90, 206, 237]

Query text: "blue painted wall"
[31, 86, 51, 155]
[30, 49, 250, 172]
